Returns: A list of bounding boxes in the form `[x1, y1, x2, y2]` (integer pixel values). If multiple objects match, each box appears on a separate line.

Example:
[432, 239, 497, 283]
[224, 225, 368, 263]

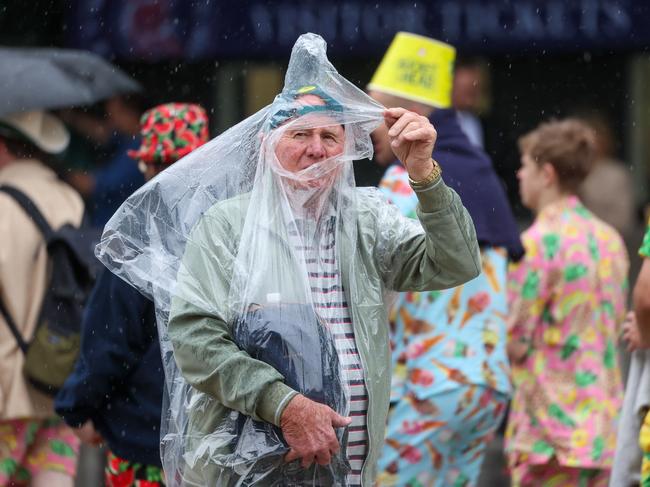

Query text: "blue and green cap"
[267, 84, 344, 130]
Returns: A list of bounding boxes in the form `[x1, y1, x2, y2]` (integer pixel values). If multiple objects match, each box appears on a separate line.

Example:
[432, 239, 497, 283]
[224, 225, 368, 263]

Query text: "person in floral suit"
[506, 118, 628, 486]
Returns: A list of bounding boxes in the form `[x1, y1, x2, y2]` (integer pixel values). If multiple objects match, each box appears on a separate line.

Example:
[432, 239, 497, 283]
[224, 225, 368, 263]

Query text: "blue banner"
[67, 0, 650, 61]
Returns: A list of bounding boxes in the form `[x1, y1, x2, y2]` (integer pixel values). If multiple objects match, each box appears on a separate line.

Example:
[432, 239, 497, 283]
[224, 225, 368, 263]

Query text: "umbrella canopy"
[0, 47, 141, 116]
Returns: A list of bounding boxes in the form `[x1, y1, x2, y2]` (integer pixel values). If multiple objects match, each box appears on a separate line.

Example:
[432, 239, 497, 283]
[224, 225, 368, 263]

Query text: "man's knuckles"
[316, 455, 331, 466]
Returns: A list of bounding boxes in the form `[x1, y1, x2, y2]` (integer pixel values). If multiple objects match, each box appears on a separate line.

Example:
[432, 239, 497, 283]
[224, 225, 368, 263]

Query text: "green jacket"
[168, 178, 480, 485]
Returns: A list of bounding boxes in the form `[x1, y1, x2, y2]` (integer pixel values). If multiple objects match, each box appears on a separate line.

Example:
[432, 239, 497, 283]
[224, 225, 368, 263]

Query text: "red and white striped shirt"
[289, 217, 368, 486]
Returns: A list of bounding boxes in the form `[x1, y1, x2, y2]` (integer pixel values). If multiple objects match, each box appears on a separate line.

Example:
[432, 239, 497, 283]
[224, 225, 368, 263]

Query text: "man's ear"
[540, 161, 558, 187]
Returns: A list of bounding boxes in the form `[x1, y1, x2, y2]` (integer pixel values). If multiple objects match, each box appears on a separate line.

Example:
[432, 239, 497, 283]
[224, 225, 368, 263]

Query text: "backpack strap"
[0, 296, 28, 354]
[0, 185, 52, 354]
[0, 185, 54, 239]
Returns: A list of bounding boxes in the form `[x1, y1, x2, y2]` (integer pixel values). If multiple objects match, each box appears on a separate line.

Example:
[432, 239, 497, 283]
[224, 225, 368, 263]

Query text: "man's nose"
[305, 135, 326, 158]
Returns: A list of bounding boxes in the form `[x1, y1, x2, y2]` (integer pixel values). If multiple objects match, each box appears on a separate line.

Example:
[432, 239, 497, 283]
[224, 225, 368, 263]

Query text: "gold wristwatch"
[408, 159, 442, 188]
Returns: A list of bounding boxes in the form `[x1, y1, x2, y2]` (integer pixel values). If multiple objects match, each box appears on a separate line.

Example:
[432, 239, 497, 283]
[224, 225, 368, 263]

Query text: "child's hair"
[518, 118, 596, 192]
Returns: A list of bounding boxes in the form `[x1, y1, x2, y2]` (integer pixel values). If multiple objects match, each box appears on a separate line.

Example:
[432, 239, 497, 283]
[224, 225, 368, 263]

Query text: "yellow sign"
[368, 32, 456, 108]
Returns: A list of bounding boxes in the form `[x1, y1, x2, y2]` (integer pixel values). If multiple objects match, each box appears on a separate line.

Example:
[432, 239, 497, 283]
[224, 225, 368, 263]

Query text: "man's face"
[368, 90, 397, 166]
[452, 67, 483, 112]
[273, 94, 345, 174]
[517, 152, 546, 211]
[274, 124, 345, 173]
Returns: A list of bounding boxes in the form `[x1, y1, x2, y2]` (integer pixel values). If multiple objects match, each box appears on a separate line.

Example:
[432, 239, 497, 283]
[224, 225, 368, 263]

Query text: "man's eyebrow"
[322, 126, 344, 136]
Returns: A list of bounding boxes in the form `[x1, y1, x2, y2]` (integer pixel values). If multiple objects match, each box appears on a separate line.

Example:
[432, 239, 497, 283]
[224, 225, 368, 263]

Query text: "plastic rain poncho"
[96, 33, 409, 486]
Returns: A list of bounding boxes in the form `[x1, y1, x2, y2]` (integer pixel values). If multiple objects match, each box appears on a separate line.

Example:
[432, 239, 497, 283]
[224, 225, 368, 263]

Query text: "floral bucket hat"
[128, 102, 209, 166]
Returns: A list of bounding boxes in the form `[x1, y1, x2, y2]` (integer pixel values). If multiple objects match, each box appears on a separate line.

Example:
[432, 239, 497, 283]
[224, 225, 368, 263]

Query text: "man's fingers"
[393, 121, 422, 141]
[331, 412, 352, 428]
[391, 121, 422, 147]
[301, 455, 315, 469]
[402, 126, 434, 142]
[383, 108, 407, 129]
[385, 107, 410, 119]
[328, 432, 341, 453]
[315, 451, 332, 466]
[388, 111, 420, 137]
[384, 113, 399, 129]
[285, 449, 301, 464]
[388, 112, 420, 137]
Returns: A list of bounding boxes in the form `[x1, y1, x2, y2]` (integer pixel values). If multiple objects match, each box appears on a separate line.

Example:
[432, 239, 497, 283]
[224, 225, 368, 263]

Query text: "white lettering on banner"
[248, 0, 632, 48]
[448, 0, 632, 42]
[249, 3, 427, 46]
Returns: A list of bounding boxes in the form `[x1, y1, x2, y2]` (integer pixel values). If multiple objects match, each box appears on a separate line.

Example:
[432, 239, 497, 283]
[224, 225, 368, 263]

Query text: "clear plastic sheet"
[96, 33, 399, 485]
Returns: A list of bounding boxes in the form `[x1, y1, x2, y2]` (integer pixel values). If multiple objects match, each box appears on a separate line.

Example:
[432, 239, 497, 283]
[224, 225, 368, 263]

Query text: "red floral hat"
[127, 103, 209, 166]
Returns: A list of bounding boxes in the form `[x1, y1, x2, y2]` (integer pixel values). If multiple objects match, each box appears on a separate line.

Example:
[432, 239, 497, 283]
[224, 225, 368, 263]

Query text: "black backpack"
[0, 185, 102, 396]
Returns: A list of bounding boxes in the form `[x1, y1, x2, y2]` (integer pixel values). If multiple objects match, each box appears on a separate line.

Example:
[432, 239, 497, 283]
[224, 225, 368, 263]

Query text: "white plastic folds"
[96, 33, 394, 485]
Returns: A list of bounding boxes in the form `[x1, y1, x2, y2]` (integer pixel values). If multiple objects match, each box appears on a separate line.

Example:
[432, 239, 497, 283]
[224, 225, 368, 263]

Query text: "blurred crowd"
[0, 30, 648, 487]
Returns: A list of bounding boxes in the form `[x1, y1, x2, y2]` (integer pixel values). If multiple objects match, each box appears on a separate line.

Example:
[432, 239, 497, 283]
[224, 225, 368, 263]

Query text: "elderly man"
[167, 87, 480, 486]
[97, 34, 480, 486]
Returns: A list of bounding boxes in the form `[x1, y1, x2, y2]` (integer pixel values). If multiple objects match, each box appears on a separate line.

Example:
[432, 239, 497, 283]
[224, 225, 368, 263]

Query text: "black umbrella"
[0, 47, 141, 116]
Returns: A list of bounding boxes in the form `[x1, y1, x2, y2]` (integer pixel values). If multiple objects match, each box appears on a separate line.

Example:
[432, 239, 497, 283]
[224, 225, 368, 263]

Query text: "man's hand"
[73, 420, 103, 446]
[281, 394, 351, 469]
[384, 108, 437, 181]
[622, 311, 646, 352]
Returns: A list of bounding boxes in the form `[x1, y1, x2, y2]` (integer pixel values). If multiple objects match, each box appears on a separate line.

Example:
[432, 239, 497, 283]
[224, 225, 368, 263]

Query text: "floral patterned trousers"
[0, 417, 79, 486]
[105, 450, 166, 487]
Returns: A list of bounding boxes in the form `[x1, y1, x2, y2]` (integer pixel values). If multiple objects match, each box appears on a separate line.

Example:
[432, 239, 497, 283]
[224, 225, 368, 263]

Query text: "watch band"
[408, 159, 442, 188]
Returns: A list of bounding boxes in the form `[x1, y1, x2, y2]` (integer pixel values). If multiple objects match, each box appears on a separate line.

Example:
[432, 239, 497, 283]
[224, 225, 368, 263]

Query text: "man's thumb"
[331, 412, 352, 428]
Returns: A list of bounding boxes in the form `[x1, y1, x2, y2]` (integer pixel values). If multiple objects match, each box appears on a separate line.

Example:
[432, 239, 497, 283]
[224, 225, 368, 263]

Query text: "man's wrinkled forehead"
[282, 111, 345, 134]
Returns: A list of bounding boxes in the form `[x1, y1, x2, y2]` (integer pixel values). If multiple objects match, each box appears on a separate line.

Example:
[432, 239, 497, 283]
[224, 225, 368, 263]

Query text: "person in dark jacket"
[55, 103, 209, 487]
